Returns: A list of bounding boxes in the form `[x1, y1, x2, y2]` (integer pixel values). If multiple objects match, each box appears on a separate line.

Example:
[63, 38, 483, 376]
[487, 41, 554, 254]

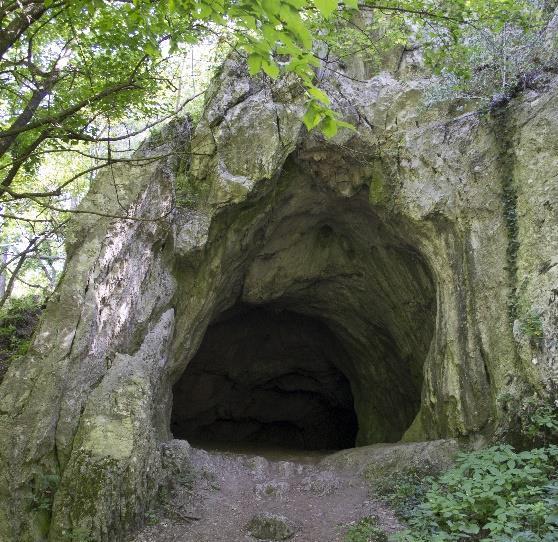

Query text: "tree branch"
[0, 79, 141, 143]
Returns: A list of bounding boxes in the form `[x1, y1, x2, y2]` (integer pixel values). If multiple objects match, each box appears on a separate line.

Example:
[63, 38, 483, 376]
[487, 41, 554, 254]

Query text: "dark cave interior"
[171, 305, 358, 451]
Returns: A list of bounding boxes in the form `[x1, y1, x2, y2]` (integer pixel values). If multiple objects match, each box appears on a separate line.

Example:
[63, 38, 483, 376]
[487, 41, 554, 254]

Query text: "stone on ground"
[246, 512, 295, 540]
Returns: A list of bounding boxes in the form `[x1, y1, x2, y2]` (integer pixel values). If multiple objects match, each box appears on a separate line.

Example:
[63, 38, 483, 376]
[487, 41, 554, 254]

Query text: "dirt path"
[131, 445, 403, 542]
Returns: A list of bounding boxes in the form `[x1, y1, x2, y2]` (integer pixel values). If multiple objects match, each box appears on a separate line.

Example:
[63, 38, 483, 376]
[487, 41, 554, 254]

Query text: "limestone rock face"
[0, 50, 557, 541]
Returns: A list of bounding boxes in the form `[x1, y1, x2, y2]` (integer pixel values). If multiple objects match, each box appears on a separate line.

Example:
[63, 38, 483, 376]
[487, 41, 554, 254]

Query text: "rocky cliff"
[0, 39, 557, 541]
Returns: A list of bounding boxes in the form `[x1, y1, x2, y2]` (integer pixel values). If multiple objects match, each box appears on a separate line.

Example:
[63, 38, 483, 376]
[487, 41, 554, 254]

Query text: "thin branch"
[27, 197, 174, 222]
[13, 273, 48, 292]
[0, 80, 141, 142]
[0, 213, 60, 223]
[63, 89, 204, 143]
[0, 251, 29, 309]
[360, 4, 466, 24]
[0, 129, 50, 188]
[0, 145, 187, 200]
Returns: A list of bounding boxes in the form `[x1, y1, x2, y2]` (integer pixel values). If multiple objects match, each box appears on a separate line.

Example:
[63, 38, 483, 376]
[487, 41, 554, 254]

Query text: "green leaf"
[262, 0, 281, 16]
[460, 523, 480, 534]
[302, 105, 322, 130]
[262, 24, 280, 44]
[242, 14, 257, 30]
[307, 86, 330, 105]
[262, 59, 280, 79]
[336, 119, 355, 131]
[247, 53, 262, 75]
[284, 0, 307, 8]
[314, 0, 337, 18]
[144, 42, 160, 57]
[343, 0, 358, 9]
[321, 116, 338, 138]
[279, 4, 312, 49]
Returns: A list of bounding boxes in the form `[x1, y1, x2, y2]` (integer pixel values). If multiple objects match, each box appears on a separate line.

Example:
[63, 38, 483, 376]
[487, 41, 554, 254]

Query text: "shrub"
[61, 527, 94, 542]
[521, 398, 558, 446]
[519, 311, 545, 348]
[0, 294, 43, 382]
[394, 444, 558, 542]
[423, 15, 557, 111]
[346, 516, 388, 542]
[368, 468, 431, 521]
[29, 473, 60, 512]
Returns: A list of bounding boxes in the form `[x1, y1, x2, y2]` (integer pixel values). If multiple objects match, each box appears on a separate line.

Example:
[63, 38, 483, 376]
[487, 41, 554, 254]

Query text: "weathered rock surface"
[246, 513, 295, 540]
[0, 26, 557, 542]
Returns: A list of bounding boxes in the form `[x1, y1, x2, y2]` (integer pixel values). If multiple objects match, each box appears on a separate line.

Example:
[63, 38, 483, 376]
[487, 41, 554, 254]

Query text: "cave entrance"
[170, 175, 437, 450]
[171, 305, 358, 451]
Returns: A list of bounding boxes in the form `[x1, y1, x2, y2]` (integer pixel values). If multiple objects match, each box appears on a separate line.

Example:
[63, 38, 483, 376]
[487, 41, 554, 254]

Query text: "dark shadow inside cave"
[171, 305, 359, 451]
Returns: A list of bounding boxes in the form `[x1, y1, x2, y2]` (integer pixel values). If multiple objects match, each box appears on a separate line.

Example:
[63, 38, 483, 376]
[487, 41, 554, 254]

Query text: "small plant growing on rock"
[0, 294, 43, 383]
[522, 397, 558, 446]
[61, 527, 94, 542]
[145, 508, 160, 526]
[520, 310, 545, 347]
[246, 512, 295, 540]
[29, 473, 60, 512]
[365, 466, 433, 520]
[345, 516, 388, 542]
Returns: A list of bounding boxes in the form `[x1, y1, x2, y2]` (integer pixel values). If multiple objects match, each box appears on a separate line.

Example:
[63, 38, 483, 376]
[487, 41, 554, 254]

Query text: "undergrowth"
[0, 294, 43, 382]
[384, 399, 558, 542]
[370, 468, 431, 521]
[345, 515, 388, 542]
[395, 445, 558, 541]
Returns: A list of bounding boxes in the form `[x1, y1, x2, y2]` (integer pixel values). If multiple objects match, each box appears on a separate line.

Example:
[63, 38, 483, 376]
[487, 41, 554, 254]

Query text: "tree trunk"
[0, 245, 8, 299]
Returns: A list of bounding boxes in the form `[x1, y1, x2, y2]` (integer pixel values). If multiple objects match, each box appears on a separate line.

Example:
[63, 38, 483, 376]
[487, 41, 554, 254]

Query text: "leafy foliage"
[395, 444, 558, 541]
[520, 397, 558, 446]
[423, 23, 555, 109]
[369, 467, 432, 521]
[345, 515, 388, 542]
[392, 403, 558, 542]
[28, 473, 60, 513]
[60, 526, 94, 542]
[519, 311, 545, 344]
[0, 294, 43, 382]
[319, 1, 551, 111]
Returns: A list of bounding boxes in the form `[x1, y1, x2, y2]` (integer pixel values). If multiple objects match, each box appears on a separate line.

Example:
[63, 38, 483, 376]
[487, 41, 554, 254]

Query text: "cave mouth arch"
[170, 174, 437, 450]
[171, 305, 359, 451]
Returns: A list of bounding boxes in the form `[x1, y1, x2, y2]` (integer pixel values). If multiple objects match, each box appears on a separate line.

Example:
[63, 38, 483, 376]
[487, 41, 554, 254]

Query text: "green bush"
[345, 516, 388, 542]
[519, 311, 545, 348]
[61, 526, 94, 542]
[390, 396, 558, 541]
[29, 473, 60, 512]
[422, 12, 555, 111]
[521, 399, 558, 446]
[0, 294, 43, 382]
[394, 444, 558, 542]
[520, 312, 544, 340]
[369, 468, 431, 521]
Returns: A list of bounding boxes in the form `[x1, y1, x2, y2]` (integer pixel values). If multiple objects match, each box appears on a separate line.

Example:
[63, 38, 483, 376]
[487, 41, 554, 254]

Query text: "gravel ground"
[130, 445, 403, 542]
